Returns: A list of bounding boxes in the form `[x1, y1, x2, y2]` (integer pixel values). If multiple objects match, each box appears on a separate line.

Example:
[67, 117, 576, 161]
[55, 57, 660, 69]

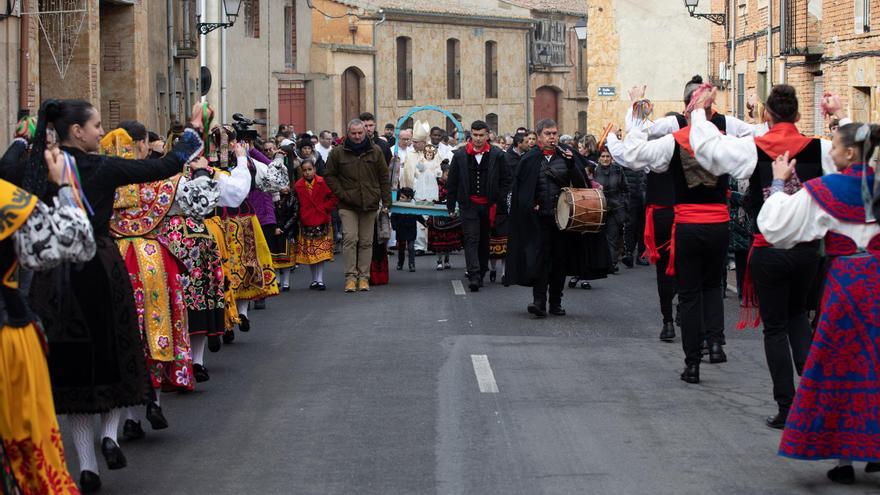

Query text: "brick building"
[708, 0, 880, 135]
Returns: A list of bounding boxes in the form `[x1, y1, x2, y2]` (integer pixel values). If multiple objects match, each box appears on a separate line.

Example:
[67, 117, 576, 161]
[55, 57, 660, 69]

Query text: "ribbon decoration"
[62, 151, 94, 216]
[15, 116, 37, 142]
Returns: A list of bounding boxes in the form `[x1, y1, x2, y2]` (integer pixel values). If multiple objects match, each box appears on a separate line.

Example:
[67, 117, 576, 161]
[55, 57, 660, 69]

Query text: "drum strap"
[665, 204, 730, 277]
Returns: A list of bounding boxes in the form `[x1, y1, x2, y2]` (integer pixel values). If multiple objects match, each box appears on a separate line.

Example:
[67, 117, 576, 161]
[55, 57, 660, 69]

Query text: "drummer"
[506, 119, 611, 318]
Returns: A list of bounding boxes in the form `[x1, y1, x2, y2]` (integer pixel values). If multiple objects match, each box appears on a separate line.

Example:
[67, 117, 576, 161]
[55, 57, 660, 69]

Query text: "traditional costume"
[758, 164, 879, 467]
[506, 145, 610, 315]
[689, 105, 840, 419]
[0, 161, 93, 494]
[427, 177, 463, 270]
[272, 189, 298, 291]
[293, 174, 337, 287]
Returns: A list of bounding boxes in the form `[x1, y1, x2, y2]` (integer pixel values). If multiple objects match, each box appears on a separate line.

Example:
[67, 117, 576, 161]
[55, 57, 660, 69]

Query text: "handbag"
[376, 209, 392, 243]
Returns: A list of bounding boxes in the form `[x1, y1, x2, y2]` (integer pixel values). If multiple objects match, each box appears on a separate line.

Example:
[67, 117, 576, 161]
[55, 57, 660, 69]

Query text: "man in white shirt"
[315, 130, 333, 163]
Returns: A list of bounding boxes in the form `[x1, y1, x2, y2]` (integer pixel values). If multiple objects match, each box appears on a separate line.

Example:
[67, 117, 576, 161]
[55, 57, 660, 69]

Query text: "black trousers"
[751, 243, 820, 411]
[653, 208, 676, 323]
[533, 217, 566, 306]
[461, 205, 490, 278]
[606, 213, 624, 266]
[675, 222, 729, 367]
[624, 197, 646, 259]
[733, 249, 749, 299]
[397, 239, 416, 268]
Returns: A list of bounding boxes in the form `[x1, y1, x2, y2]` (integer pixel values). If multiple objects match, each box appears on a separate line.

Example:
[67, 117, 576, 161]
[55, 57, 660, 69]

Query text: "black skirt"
[31, 235, 148, 414]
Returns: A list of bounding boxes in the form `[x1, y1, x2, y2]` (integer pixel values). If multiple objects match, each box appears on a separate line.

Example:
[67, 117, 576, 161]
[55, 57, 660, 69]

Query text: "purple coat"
[247, 147, 277, 225]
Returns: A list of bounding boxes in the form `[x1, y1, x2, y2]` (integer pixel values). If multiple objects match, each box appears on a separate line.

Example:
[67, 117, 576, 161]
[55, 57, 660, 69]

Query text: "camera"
[231, 113, 266, 143]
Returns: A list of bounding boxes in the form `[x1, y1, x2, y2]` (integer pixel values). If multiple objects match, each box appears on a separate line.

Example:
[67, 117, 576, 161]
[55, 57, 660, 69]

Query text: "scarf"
[345, 137, 372, 155]
[541, 147, 556, 157]
[754, 122, 812, 161]
[466, 141, 490, 156]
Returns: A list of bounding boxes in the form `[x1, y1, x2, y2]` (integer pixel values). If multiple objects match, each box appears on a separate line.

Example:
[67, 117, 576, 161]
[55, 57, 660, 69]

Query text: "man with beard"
[506, 119, 610, 317]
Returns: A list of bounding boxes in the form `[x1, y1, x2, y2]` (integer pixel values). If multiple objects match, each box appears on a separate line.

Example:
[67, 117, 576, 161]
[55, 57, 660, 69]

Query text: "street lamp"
[196, 0, 245, 35]
[683, 0, 726, 26]
[573, 17, 587, 46]
[537, 47, 551, 66]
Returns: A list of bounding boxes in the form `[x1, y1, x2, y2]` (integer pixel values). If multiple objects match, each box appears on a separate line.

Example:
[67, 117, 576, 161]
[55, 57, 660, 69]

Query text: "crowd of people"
[0, 70, 878, 494]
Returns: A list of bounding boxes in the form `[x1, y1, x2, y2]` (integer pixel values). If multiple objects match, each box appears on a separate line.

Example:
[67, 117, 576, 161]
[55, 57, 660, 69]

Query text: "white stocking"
[191, 334, 207, 366]
[314, 263, 324, 283]
[68, 414, 98, 473]
[125, 407, 140, 422]
[309, 264, 318, 283]
[236, 301, 249, 318]
[100, 409, 121, 442]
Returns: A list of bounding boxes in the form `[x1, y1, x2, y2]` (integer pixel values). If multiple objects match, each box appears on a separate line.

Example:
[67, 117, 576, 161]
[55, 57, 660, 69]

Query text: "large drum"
[555, 187, 607, 233]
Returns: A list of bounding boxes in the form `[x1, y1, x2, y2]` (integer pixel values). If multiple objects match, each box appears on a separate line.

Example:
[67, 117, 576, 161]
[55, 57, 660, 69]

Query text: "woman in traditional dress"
[0, 136, 94, 494]
[759, 123, 880, 484]
[427, 163, 463, 270]
[103, 121, 219, 439]
[26, 99, 207, 493]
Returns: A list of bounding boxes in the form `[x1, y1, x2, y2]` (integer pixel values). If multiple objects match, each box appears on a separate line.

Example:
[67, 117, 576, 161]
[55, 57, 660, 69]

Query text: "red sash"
[737, 233, 772, 329]
[642, 204, 672, 264]
[666, 204, 730, 277]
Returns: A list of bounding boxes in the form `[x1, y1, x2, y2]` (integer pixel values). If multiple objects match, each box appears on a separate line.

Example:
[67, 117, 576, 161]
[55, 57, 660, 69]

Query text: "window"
[446, 113, 462, 136]
[578, 111, 587, 135]
[244, 0, 260, 38]
[396, 36, 413, 100]
[855, 0, 871, 33]
[736, 73, 746, 120]
[533, 19, 567, 66]
[485, 41, 498, 98]
[485, 113, 498, 133]
[576, 40, 586, 91]
[757, 72, 768, 102]
[402, 117, 414, 129]
[447, 38, 461, 99]
[284, 5, 296, 68]
[852, 86, 871, 123]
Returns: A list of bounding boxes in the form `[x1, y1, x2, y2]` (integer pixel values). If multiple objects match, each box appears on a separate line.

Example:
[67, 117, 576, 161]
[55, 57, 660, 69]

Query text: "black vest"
[670, 113, 729, 205]
[748, 138, 824, 234]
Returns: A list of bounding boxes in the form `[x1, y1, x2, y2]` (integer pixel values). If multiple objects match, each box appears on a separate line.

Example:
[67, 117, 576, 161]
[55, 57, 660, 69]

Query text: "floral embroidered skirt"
[779, 252, 880, 461]
[159, 216, 225, 338]
[204, 216, 239, 330]
[427, 217, 463, 253]
[118, 238, 193, 392]
[221, 214, 279, 301]
[0, 322, 79, 494]
[294, 225, 334, 265]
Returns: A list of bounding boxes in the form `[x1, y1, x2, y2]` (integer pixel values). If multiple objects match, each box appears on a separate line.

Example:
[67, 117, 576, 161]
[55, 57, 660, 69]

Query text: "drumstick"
[597, 123, 614, 152]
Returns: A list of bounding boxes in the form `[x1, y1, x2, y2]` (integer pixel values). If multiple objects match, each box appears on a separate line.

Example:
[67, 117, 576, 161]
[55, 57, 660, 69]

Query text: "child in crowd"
[391, 187, 426, 272]
[293, 160, 337, 290]
[427, 163, 463, 270]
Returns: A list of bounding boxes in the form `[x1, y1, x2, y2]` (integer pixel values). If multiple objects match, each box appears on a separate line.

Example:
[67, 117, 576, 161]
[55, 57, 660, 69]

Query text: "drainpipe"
[525, 27, 531, 127]
[371, 11, 385, 120]
[729, 0, 736, 115]
[766, 0, 773, 90]
[18, 9, 29, 113]
[167, 0, 176, 123]
[221, 6, 228, 123]
[182, 0, 191, 112]
[199, 0, 206, 103]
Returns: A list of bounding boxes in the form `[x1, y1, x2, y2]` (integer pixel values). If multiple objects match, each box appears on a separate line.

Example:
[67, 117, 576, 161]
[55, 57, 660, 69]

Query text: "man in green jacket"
[324, 119, 392, 292]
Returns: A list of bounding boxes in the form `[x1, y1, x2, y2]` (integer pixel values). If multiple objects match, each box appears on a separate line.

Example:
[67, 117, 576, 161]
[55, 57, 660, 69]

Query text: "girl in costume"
[760, 124, 880, 485]
[427, 163, 463, 270]
[273, 183, 299, 292]
[293, 160, 337, 289]
[26, 99, 207, 493]
[0, 134, 95, 495]
[104, 121, 219, 439]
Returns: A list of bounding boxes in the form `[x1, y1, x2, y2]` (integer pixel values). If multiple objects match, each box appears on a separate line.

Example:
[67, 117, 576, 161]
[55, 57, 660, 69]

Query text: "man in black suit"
[446, 120, 512, 291]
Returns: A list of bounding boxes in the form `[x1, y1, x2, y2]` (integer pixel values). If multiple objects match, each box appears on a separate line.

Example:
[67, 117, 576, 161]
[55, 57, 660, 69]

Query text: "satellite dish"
[200, 66, 212, 96]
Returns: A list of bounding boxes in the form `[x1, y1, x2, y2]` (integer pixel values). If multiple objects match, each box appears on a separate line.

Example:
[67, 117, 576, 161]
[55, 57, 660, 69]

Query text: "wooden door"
[534, 86, 558, 125]
[342, 68, 362, 125]
[278, 87, 306, 136]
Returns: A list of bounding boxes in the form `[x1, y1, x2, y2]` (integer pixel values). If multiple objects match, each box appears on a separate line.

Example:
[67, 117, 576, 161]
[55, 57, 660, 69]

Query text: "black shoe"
[79, 470, 101, 493]
[636, 258, 650, 266]
[309, 281, 319, 290]
[709, 342, 727, 364]
[527, 303, 547, 318]
[122, 419, 145, 441]
[316, 282, 326, 291]
[659, 322, 676, 342]
[680, 365, 699, 384]
[622, 256, 634, 268]
[396, 264, 403, 271]
[282, 285, 290, 292]
[222, 329, 235, 344]
[409, 265, 415, 272]
[146, 402, 169, 430]
[568, 277, 579, 288]
[827, 465, 855, 484]
[193, 364, 210, 383]
[238, 314, 250, 332]
[444, 262, 451, 270]
[549, 305, 566, 316]
[489, 270, 497, 283]
[866, 462, 880, 473]
[580, 281, 592, 290]
[478, 275, 485, 288]
[101, 437, 127, 470]
[468, 277, 480, 292]
[207, 335, 221, 352]
[700, 340, 710, 356]
[765, 410, 788, 430]
[253, 299, 266, 310]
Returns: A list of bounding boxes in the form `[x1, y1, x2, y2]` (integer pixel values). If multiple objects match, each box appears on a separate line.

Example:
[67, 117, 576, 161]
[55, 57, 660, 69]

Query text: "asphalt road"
[59, 254, 877, 494]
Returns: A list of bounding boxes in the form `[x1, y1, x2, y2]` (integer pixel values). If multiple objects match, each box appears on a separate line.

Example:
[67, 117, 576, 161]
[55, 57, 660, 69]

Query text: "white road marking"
[452, 280, 466, 296]
[471, 355, 499, 393]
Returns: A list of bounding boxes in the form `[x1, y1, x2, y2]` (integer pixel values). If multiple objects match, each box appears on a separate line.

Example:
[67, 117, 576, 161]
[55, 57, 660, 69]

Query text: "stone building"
[708, 0, 880, 136]
[0, 0, 200, 147]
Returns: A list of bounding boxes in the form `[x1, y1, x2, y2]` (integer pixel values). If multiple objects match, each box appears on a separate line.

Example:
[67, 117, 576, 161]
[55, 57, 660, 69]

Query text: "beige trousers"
[338, 208, 378, 280]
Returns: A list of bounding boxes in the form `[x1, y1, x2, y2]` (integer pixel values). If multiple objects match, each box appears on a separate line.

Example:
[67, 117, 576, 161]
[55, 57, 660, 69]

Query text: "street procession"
[0, 0, 879, 493]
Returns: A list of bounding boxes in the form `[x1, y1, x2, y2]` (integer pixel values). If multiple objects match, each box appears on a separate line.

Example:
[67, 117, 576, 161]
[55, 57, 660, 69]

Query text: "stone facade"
[710, 0, 880, 136]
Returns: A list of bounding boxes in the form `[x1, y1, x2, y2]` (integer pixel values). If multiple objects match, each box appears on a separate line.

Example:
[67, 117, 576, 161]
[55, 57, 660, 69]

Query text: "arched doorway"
[534, 86, 560, 125]
[342, 67, 364, 126]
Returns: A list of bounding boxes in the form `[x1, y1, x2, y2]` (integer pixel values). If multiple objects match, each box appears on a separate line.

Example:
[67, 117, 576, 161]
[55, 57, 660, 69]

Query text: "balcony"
[707, 41, 729, 88]
[781, 0, 823, 56]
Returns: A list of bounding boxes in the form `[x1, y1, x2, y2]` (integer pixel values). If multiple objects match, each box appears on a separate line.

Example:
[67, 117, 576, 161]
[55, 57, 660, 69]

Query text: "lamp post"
[574, 17, 587, 47]
[683, 0, 726, 26]
[196, 0, 244, 35]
